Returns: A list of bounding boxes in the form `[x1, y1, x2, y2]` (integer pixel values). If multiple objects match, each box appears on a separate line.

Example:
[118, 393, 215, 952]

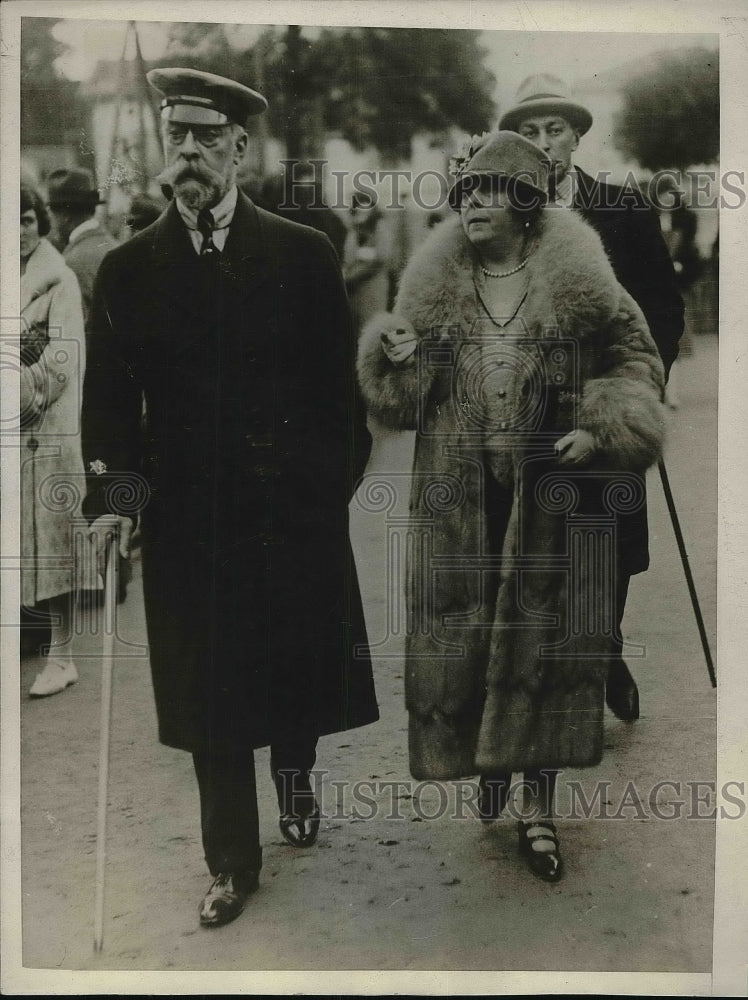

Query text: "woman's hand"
[380, 319, 418, 366]
[554, 429, 598, 465]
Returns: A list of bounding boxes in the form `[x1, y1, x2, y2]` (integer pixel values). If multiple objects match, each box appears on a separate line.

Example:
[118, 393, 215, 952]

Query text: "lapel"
[150, 191, 271, 303]
[145, 192, 274, 362]
[217, 192, 273, 304]
[571, 167, 598, 217]
[151, 199, 203, 270]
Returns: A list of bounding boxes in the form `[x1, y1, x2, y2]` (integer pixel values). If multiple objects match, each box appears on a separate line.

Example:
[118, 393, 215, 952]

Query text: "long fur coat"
[357, 209, 665, 778]
[20, 238, 92, 605]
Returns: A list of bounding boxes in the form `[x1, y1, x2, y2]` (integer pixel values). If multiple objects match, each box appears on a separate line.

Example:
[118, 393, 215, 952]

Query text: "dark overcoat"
[357, 210, 665, 779]
[574, 167, 684, 375]
[571, 167, 684, 574]
[82, 192, 378, 753]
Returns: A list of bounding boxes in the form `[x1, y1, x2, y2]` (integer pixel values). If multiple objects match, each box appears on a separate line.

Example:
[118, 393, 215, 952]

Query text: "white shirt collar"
[552, 168, 577, 209]
[176, 185, 238, 232]
[68, 217, 101, 245]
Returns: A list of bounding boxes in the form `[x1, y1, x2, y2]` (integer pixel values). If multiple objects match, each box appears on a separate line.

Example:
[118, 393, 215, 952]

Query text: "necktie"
[197, 208, 217, 256]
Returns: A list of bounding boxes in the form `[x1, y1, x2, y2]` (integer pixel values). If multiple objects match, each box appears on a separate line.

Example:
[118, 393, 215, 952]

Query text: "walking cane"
[93, 524, 119, 953]
[657, 458, 716, 688]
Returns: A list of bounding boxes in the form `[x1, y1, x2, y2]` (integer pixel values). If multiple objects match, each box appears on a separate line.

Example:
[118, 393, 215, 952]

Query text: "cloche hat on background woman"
[447, 130, 552, 211]
[498, 73, 593, 136]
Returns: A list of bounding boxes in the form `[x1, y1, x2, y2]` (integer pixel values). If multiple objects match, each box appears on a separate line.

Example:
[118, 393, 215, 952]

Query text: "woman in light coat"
[20, 183, 91, 697]
[357, 133, 666, 880]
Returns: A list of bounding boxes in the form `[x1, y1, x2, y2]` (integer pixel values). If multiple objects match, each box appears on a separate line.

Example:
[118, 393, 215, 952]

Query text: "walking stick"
[93, 525, 119, 953]
[657, 458, 716, 688]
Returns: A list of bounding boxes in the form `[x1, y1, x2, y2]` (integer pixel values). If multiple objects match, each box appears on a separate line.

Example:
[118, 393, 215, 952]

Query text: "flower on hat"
[448, 131, 491, 178]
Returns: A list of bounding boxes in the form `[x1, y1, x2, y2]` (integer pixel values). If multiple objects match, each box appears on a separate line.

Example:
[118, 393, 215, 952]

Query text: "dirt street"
[19, 334, 717, 975]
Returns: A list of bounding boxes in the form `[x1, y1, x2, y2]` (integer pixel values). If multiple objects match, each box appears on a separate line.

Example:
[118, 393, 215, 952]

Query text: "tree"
[21, 18, 88, 150]
[334, 27, 496, 160]
[614, 47, 718, 171]
[154, 23, 496, 161]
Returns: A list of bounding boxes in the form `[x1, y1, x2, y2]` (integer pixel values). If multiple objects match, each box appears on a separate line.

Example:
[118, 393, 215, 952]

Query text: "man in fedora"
[500, 74, 685, 722]
[46, 167, 118, 330]
[81, 67, 378, 928]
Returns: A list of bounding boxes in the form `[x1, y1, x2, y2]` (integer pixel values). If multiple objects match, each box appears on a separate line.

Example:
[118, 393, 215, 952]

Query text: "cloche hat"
[447, 130, 552, 212]
[498, 74, 593, 136]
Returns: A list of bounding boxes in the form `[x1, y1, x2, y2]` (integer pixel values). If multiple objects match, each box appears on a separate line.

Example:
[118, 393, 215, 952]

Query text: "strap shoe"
[518, 820, 564, 882]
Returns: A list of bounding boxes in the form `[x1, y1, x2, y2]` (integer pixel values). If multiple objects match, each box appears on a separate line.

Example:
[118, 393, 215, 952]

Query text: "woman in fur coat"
[20, 184, 91, 697]
[357, 132, 666, 880]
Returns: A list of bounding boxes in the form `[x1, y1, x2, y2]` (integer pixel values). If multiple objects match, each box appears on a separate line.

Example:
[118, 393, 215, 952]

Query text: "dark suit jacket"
[574, 167, 684, 377]
[81, 192, 377, 752]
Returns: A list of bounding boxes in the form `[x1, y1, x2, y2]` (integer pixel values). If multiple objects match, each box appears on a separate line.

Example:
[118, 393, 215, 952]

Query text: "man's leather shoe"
[279, 802, 321, 848]
[606, 660, 640, 721]
[199, 871, 258, 928]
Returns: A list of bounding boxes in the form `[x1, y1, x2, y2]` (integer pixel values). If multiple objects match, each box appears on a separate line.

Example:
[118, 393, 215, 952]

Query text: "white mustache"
[155, 160, 222, 189]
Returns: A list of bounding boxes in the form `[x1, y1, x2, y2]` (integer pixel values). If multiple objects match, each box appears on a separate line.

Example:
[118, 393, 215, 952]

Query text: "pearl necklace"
[480, 256, 529, 278]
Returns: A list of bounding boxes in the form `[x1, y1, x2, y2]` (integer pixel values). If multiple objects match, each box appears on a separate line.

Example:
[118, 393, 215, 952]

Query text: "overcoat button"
[497, 389, 506, 398]
[27, 437, 39, 451]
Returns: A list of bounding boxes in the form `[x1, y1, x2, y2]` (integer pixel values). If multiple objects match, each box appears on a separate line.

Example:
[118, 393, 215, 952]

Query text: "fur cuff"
[356, 312, 432, 430]
[579, 377, 666, 470]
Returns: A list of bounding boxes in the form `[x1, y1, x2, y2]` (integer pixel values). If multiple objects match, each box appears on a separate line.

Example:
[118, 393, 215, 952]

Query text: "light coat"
[358, 209, 665, 778]
[63, 220, 119, 330]
[20, 238, 91, 605]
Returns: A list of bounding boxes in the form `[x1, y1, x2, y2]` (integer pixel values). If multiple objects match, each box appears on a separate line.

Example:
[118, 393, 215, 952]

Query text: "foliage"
[21, 18, 87, 147]
[155, 23, 497, 160]
[614, 47, 719, 171]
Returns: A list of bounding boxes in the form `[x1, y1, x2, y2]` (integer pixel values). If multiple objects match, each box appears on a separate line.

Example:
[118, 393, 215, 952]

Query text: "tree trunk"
[284, 25, 302, 161]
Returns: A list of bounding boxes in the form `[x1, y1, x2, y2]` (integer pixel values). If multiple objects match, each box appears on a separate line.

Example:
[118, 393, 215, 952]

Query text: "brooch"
[89, 459, 107, 476]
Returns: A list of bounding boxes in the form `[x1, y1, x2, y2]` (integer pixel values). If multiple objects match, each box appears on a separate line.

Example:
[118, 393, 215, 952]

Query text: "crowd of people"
[18, 65, 714, 926]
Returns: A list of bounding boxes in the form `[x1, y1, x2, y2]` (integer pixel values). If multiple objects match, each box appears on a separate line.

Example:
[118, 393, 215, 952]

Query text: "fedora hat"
[448, 130, 552, 212]
[47, 168, 104, 210]
[498, 74, 593, 136]
[147, 67, 267, 127]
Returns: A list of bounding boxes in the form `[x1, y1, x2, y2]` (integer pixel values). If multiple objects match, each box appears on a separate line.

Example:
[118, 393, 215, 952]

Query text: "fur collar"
[21, 238, 69, 312]
[395, 209, 622, 340]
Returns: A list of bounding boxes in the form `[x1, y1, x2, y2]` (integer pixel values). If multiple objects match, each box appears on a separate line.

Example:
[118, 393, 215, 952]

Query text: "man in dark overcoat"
[500, 74, 685, 721]
[82, 68, 378, 928]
